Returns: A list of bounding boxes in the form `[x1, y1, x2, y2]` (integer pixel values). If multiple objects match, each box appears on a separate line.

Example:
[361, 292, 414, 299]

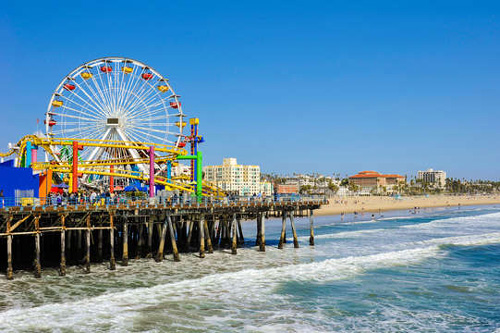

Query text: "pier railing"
[0, 194, 327, 211]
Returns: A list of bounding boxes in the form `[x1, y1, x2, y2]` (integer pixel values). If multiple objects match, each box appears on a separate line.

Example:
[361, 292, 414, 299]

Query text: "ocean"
[1, 205, 499, 332]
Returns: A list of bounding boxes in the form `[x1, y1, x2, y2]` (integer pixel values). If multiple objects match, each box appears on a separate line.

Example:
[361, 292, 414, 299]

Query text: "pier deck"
[0, 198, 326, 279]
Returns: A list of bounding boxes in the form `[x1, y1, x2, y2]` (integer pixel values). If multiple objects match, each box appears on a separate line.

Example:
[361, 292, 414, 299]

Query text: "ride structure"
[0, 57, 221, 202]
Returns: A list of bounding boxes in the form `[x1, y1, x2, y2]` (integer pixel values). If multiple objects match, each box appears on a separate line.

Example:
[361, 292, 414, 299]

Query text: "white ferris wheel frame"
[45, 57, 186, 175]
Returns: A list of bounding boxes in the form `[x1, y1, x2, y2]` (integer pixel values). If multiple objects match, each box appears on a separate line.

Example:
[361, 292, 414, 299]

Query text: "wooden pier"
[0, 199, 326, 279]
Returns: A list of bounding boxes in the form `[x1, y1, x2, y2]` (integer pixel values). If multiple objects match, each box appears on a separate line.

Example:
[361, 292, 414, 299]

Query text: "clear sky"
[1, 1, 499, 180]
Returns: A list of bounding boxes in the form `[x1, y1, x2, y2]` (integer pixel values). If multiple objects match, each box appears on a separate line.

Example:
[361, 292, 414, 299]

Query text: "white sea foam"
[2, 228, 500, 332]
[298, 228, 387, 241]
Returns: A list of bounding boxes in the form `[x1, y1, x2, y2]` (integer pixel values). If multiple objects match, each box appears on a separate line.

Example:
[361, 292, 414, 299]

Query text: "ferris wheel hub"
[106, 117, 120, 127]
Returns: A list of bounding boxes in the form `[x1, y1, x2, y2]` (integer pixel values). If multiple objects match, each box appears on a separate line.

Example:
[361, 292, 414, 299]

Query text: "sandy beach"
[316, 194, 500, 216]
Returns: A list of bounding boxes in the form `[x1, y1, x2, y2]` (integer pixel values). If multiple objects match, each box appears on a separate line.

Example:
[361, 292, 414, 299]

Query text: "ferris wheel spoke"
[53, 110, 100, 122]
[94, 66, 114, 114]
[70, 80, 109, 116]
[122, 72, 154, 113]
[126, 94, 168, 120]
[83, 74, 112, 114]
[127, 127, 173, 144]
[119, 64, 145, 113]
[130, 106, 170, 120]
[54, 124, 102, 135]
[124, 82, 164, 116]
[59, 91, 106, 119]
[128, 125, 173, 136]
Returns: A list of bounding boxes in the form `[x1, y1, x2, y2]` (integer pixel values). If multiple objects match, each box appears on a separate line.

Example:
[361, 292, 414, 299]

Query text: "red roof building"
[349, 171, 405, 189]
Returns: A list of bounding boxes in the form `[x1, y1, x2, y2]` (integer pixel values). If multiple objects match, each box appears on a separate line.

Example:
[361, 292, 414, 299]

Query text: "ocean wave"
[2, 231, 500, 331]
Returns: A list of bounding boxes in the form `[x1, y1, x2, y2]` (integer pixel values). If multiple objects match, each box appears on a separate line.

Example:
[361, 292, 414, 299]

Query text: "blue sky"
[1, 1, 499, 179]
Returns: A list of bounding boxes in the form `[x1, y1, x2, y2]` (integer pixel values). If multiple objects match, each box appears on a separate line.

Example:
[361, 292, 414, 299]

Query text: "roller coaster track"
[1, 135, 224, 197]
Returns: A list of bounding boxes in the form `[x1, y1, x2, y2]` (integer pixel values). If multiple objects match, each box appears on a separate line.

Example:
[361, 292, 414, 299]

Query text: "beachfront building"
[349, 171, 405, 194]
[417, 168, 447, 188]
[276, 184, 299, 194]
[204, 158, 271, 196]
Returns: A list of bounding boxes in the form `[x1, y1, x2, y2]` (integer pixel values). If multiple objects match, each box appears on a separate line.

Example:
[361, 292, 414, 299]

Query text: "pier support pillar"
[289, 211, 299, 248]
[34, 216, 41, 278]
[186, 221, 194, 251]
[309, 209, 315, 246]
[204, 219, 213, 254]
[84, 214, 91, 273]
[146, 218, 153, 258]
[231, 214, 238, 255]
[199, 218, 205, 258]
[136, 224, 144, 259]
[109, 214, 116, 270]
[278, 212, 287, 249]
[255, 214, 262, 246]
[215, 219, 222, 248]
[259, 212, 266, 252]
[7, 235, 13, 280]
[34, 232, 41, 278]
[98, 229, 103, 262]
[237, 218, 244, 245]
[60, 229, 66, 276]
[6, 216, 13, 280]
[167, 215, 180, 262]
[122, 222, 129, 266]
[85, 228, 91, 273]
[156, 220, 167, 262]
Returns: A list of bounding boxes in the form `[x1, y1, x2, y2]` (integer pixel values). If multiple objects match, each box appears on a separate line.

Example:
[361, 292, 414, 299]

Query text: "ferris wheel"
[45, 57, 186, 176]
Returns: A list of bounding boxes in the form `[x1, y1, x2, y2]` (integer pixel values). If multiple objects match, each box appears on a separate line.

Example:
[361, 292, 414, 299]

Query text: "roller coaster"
[0, 57, 223, 200]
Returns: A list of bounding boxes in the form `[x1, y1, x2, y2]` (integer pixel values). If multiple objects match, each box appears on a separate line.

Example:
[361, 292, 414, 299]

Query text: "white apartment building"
[204, 158, 272, 196]
[417, 168, 447, 188]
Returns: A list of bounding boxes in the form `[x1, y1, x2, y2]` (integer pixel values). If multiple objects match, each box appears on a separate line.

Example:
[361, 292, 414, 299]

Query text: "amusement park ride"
[0, 57, 221, 201]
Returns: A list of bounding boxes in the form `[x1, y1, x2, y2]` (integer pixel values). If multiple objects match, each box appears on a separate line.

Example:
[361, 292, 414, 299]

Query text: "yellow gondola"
[122, 66, 133, 74]
[175, 121, 187, 128]
[52, 100, 63, 107]
[81, 72, 93, 80]
[157, 85, 170, 93]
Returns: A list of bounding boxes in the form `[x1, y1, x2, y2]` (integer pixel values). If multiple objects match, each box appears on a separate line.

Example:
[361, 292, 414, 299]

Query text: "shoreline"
[315, 194, 500, 216]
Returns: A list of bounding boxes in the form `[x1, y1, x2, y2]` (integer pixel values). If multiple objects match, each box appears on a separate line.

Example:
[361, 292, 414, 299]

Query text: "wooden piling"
[231, 214, 238, 255]
[167, 215, 180, 261]
[7, 234, 13, 280]
[237, 218, 244, 245]
[146, 218, 153, 258]
[199, 218, 206, 258]
[109, 213, 116, 270]
[122, 222, 129, 266]
[84, 214, 91, 273]
[259, 212, 266, 252]
[309, 209, 315, 246]
[204, 219, 213, 254]
[60, 215, 66, 276]
[6, 215, 13, 280]
[255, 214, 261, 246]
[289, 211, 300, 248]
[34, 215, 41, 278]
[186, 220, 194, 250]
[136, 224, 144, 259]
[98, 229, 103, 262]
[156, 220, 167, 262]
[215, 219, 222, 247]
[278, 212, 287, 249]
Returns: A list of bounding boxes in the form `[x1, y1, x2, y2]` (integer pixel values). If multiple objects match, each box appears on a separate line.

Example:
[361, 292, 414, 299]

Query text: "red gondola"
[63, 83, 76, 91]
[170, 101, 181, 109]
[142, 73, 153, 80]
[100, 65, 112, 73]
[178, 142, 186, 148]
[44, 120, 57, 126]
